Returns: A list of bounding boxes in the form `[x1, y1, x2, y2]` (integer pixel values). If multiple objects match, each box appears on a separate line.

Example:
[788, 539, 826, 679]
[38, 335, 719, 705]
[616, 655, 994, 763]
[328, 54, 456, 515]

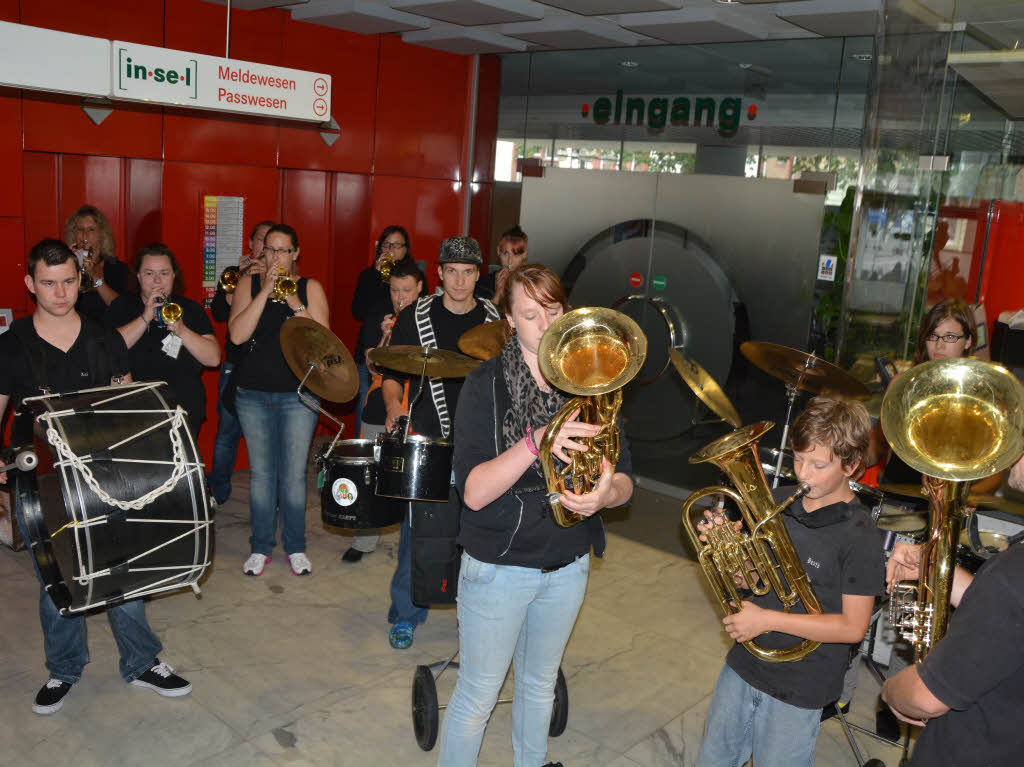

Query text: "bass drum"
[376, 435, 453, 502]
[320, 440, 403, 529]
[563, 219, 737, 441]
[16, 383, 211, 614]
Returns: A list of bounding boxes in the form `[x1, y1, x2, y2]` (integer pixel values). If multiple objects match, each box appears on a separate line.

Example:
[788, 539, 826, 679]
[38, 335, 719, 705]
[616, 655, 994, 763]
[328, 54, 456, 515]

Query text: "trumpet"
[681, 421, 822, 663]
[536, 307, 647, 527]
[155, 294, 183, 327]
[74, 245, 94, 292]
[270, 266, 297, 304]
[219, 266, 240, 293]
[367, 299, 406, 377]
[379, 254, 394, 284]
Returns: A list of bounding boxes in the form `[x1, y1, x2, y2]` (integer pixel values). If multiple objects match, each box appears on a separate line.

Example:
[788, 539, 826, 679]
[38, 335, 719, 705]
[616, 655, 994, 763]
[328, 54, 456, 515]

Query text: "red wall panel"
[22, 152, 59, 256]
[0, 89, 23, 217]
[278, 21, 378, 174]
[58, 155, 125, 251]
[332, 172, 373, 346]
[0, 218, 27, 312]
[0, 0, 18, 22]
[23, 94, 163, 160]
[374, 36, 470, 181]
[281, 169, 331, 288]
[125, 159, 164, 258]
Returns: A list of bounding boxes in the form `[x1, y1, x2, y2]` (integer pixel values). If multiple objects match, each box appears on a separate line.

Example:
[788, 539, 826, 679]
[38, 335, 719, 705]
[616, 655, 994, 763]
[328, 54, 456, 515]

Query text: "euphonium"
[537, 307, 647, 527]
[219, 266, 240, 293]
[271, 266, 297, 304]
[881, 357, 1024, 660]
[681, 422, 822, 663]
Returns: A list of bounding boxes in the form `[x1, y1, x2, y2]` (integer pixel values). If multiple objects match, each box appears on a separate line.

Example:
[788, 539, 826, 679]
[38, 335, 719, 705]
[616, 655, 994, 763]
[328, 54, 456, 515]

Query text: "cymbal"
[280, 318, 359, 402]
[740, 341, 870, 399]
[669, 349, 741, 427]
[877, 483, 1024, 518]
[369, 345, 481, 378]
[458, 319, 510, 361]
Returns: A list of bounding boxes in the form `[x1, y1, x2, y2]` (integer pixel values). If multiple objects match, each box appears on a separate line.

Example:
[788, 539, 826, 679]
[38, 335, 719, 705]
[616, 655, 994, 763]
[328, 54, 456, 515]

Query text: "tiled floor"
[0, 474, 908, 767]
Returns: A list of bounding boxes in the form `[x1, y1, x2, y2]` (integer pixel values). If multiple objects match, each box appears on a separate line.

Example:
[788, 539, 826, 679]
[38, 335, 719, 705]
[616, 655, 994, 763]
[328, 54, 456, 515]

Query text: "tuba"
[882, 357, 1024, 660]
[537, 307, 646, 527]
[681, 422, 822, 662]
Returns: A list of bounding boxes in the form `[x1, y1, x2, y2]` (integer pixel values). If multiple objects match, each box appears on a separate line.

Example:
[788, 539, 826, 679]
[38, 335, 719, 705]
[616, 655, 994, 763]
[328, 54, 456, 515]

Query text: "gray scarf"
[500, 337, 570, 478]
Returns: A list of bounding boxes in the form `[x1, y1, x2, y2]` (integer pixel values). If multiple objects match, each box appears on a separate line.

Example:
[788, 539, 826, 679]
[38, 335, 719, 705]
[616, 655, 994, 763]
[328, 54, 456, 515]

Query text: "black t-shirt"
[232, 275, 311, 393]
[75, 259, 132, 324]
[382, 295, 490, 439]
[453, 354, 630, 568]
[352, 267, 393, 359]
[726, 487, 885, 709]
[909, 544, 1024, 767]
[0, 315, 129, 444]
[105, 294, 214, 432]
[475, 270, 497, 301]
[210, 285, 243, 366]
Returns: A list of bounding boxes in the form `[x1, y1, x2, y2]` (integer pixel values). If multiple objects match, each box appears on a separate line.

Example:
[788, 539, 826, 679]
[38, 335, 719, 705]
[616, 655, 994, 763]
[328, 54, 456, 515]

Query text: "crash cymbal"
[280, 317, 359, 402]
[740, 341, 870, 399]
[877, 483, 1024, 518]
[458, 319, 510, 361]
[669, 349, 741, 427]
[368, 345, 481, 378]
[875, 512, 927, 535]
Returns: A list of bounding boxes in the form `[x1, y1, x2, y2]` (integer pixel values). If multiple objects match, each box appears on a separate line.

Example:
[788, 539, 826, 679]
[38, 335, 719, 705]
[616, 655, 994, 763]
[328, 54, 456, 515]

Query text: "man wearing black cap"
[381, 236, 500, 649]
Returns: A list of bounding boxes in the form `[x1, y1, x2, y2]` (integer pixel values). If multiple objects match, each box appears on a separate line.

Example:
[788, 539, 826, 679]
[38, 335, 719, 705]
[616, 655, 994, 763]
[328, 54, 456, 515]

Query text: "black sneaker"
[543, 763, 564, 767]
[33, 678, 73, 714]
[130, 660, 192, 697]
[341, 547, 365, 563]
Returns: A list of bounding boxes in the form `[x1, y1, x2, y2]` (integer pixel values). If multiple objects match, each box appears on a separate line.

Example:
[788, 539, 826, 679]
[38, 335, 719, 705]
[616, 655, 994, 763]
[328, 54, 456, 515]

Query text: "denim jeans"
[388, 509, 429, 626]
[437, 552, 590, 767]
[353, 361, 369, 432]
[696, 664, 822, 767]
[14, 501, 162, 684]
[350, 419, 386, 554]
[208, 362, 242, 504]
[235, 387, 319, 556]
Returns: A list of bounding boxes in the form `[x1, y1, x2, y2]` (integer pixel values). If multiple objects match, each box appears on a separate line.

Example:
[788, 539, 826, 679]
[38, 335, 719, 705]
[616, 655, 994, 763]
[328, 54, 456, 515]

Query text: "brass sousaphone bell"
[537, 307, 647, 527]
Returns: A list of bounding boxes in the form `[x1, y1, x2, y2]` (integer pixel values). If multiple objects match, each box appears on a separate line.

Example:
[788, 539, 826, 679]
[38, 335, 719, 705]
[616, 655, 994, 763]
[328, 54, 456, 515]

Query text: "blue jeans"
[353, 361, 369, 431]
[235, 387, 319, 556]
[208, 362, 242, 504]
[14, 501, 162, 684]
[437, 552, 590, 767]
[388, 509, 429, 626]
[696, 664, 822, 767]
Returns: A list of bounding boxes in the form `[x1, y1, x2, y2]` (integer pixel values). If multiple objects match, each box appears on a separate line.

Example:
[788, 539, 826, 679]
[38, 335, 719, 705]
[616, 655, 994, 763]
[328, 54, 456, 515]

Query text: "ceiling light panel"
[289, 1, 430, 34]
[390, 0, 546, 26]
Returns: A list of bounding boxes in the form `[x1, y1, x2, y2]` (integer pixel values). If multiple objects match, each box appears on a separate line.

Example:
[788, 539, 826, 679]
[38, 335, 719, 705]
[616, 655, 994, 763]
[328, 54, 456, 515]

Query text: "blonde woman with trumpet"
[229, 224, 329, 577]
[438, 264, 633, 767]
[106, 243, 220, 438]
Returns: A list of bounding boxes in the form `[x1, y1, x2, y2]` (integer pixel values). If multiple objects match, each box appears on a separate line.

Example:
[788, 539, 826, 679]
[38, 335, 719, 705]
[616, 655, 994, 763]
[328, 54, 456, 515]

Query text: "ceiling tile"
[619, 9, 760, 43]
[390, 0, 546, 26]
[502, 15, 647, 47]
[948, 50, 1024, 120]
[402, 23, 531, 52]
[775, 0, 880, 37]
[289, 1, 431, 34]
[537, 0, 683, 14]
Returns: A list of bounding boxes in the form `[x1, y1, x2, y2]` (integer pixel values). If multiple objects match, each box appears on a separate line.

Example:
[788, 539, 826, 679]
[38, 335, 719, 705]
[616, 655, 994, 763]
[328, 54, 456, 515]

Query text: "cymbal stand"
[772, 381, 802, 489]
[401, 353, 431, 440]
[296, 362, 345, 461]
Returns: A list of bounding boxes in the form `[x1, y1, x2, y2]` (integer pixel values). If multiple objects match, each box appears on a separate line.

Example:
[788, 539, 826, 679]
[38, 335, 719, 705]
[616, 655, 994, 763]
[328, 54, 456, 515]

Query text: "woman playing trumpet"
[437, 264, 633, 767]
[229, 224, 329, 578]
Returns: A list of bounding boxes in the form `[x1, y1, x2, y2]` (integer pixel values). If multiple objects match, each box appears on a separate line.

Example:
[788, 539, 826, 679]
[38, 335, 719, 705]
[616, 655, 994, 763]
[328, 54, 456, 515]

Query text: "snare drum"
[320, 440, 403, 529]
[376, 434, 454, 502]
[15, 383, 211, 614]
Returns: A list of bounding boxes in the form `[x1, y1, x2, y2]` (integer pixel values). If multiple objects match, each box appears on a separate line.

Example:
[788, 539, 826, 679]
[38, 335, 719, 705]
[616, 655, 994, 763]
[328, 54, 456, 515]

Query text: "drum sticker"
[332, 477, 358, 506]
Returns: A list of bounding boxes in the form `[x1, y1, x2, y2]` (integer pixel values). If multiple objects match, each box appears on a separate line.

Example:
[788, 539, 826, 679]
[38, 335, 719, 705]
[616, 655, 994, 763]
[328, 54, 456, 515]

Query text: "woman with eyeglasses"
[350, 226, 413, 432]
[875, 299, 1003, 492]
[228, 224, 330, 577]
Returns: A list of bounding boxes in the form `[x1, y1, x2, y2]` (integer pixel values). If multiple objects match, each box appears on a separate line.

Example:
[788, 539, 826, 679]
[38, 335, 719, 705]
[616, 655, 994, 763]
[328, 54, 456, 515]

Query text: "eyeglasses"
[381, 241, 407, 251]
[264, 247, 295, 257]
[925, 333, 966, 344]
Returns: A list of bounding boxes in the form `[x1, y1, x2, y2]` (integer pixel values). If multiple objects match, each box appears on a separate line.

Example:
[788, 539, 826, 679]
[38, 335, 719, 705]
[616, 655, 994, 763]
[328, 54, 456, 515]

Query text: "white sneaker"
[243, 553, 270, 576]
[288, 552, 312, 576]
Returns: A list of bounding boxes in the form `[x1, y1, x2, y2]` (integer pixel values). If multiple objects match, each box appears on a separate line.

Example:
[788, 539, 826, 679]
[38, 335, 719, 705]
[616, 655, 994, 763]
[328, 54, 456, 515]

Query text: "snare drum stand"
[296, 363, 346, 461]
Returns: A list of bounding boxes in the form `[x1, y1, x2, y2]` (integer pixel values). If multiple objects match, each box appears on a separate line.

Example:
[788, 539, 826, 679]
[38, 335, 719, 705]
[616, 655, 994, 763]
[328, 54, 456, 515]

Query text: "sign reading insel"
[112, 41, 331, 122]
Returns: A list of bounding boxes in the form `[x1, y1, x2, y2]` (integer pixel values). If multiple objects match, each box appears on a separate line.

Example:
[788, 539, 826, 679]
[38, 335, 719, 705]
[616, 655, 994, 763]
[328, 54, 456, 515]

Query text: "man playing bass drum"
[696, 397, 884, 766]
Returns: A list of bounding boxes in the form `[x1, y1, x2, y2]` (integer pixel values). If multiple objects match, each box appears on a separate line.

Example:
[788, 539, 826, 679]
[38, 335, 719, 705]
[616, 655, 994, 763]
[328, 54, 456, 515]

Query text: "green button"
[652, 275, 667, 291]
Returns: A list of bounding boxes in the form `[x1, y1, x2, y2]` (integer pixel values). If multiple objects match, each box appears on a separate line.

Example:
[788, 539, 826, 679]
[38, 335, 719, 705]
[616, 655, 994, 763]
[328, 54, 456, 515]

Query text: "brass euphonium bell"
[882, 357, 1024, 660]
[681, 422, 821, 663]
[537, 307, 647, 527]
[220, 266, 240, 294]
[271, 266, 297, 304]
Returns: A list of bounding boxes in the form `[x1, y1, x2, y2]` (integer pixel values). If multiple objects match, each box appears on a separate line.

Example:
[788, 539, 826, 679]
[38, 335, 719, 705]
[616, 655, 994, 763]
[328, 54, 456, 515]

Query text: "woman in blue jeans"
[228, 224, 330, 577]
[441, 265, 634, 767]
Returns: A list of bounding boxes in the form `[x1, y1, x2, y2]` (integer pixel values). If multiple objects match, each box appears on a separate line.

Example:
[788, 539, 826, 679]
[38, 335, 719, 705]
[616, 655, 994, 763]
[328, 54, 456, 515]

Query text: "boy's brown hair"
[790, 396, 871, 470]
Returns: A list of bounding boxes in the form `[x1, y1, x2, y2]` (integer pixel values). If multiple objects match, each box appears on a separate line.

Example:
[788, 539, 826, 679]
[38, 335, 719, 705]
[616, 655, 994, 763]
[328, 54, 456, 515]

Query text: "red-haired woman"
[475, 225, 528, 300]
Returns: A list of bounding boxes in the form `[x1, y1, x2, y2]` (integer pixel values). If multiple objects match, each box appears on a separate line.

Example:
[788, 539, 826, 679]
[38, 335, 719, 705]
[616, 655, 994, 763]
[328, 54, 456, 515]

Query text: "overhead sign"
[112, 41, 331, 122]
[0, 21, 109, 97]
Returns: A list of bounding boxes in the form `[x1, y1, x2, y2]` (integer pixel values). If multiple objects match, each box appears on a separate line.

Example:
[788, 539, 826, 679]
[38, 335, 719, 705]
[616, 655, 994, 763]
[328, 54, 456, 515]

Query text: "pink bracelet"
[524, 425, 540, 457]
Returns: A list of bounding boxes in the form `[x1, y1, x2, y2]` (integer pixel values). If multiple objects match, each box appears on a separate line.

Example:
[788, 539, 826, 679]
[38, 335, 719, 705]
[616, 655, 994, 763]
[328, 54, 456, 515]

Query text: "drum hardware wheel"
[411, 650, 570, 751]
